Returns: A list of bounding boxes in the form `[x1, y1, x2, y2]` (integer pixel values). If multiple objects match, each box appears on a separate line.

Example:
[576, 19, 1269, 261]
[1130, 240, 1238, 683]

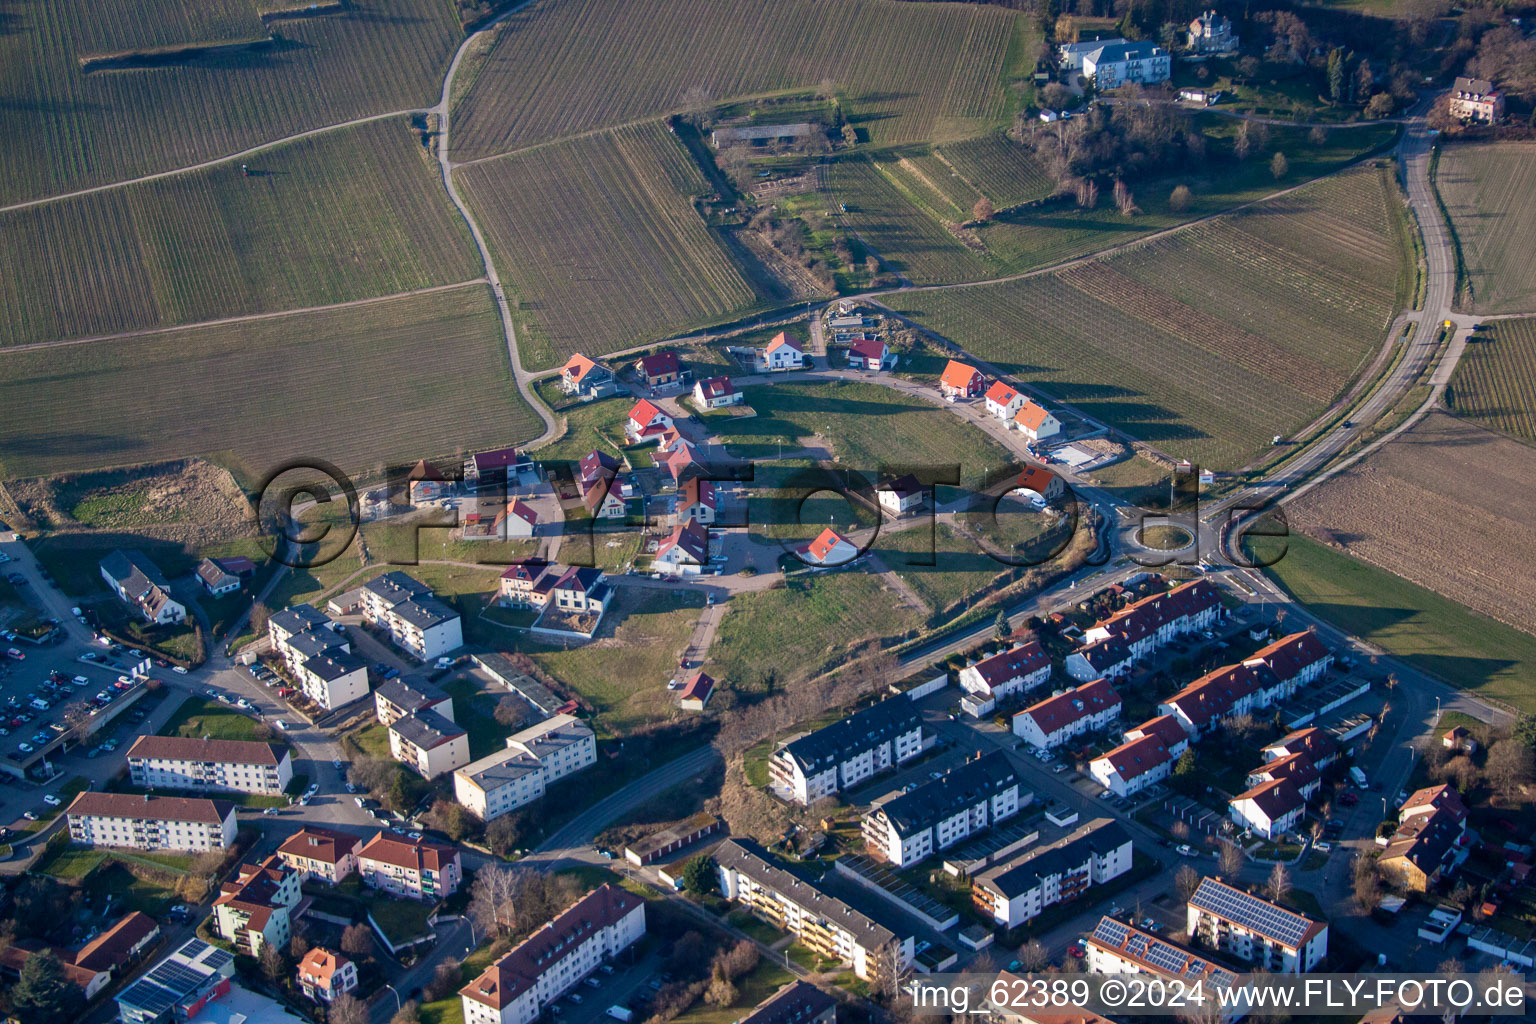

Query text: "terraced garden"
[0, 0, 463, 205]
[458, 121, 763, 369]
[0, 117, 480, 348]
[888, 166, 1407, 469]
[0, 285, 537, 482]
[1449, 317, 1536, 442]
[448, 0, 1023, 161]
[1435, 142, 1536, 314]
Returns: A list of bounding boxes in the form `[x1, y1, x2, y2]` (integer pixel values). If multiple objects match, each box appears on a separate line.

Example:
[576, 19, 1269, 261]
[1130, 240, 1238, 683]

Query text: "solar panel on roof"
[1190, 878, 1312, 947]
[204, 948, 234, 969]
[1094, 918, 1128, 945]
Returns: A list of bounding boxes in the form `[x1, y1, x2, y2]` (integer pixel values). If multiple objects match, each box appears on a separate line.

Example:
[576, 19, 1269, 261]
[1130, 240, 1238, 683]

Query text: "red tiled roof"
[628, 399, 666, 429]
[74, 912, 159, 972]
[1252, 751, 1319, 789]
[1094, 734, 1172, 782]
[1233, 778, 1304, 821]
[985, 381, 1019, 405]
[680, 672, 715, 703]
[499, 559, 551, 584]
[579, 449, 621, 483]
[940, 360, 982, 390]
[1093, 579, 1219, 646]
[765, 331, 802, 354]
[128, 735, 286, 767]
[1265, 727, 1337, 764]
[1013, 400, 1053, 431]
[408, 459, 444, 482]
[1016, 464, 1058, 496]
[67, 791, 234, 826]
[805, 527, 852, 563]
[1164, 663, 1266, 729]
[697, 376, 736, 399]
[504, 499, 538, 526]
[658, 520, 709, 564]
[299, 947, 351, 989]
[278, 826, 360, 867]
[680, 478, 716, 510]
[561, 352, 599, 383]
[358, 832, 460, 874]
[848, 337, 886, 361]
[1016, 678, 1120, 736]
[1400, 784, 1466, 821]
[968, 641, 1049, 690]
[462, 886, 644, 1010]
[1244, 630, 1329, 683]
[638, 351, 681, 378]
[1127, 714, 1189, 748]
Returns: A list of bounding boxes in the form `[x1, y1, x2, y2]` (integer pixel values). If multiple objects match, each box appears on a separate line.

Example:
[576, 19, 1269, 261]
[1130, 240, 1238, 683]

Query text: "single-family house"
[559, 353, 618, 398]
[409, 459, 449, 503]
[939, 360, 985, 399]
[1013, 401, 1061, 442]
[464, 447, 535, 491]
[1449, 77, 1504, 124]
[1089, 735, 1172, 797]
[299, 948, 357, 1004]
[679, 671, 716, 711]
[625, 399, 674, 444]
[655, 520, 710, 575]
[1015, 464, 1065, 504]
[694, 376, 742, 408]
[579, 449, 621, 486]
[100, 550, 186, 625]
[761, 332, 805, 370]
[636, 351, 682, 388]
[195, 558, 241, 596]
[1187, 10, 1238, 53]
[581, 475, 627, 519]
[847, 337, 893, 370]
[798, 527, 858, 567]
[878, 475, 924, 517]
[1229, 778, 1306, 839]
[675, 478, 717, 526]
[959, 641, 1052, 703]
[985, 381, 1024, 423]
[1442, 727, 1477, 755]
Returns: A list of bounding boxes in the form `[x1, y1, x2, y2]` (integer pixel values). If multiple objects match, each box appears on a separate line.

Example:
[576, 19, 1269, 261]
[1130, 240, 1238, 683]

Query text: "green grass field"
[871, 521, 1030, 623]
[831, 154, 993, 285]
[1254, 532, 1536, 714]
[459, 120, 764, 369]
[0, 117, 481, 349]
[0, 0, 464, 204]
[0, 285, 538, 482]
[1434, 142, 1536, 315]
[711, 570, 921, 690]
[527, 588, 706, 732]
[449, 0, 1023, 162]
[526, 383, 634, 464]
[889, 166, 1406, 469]
[441, 676, 512, 759]
[160, 695, 271, 742]
[709, 379, 1013, 487]
[1449, 318, 1536, 442]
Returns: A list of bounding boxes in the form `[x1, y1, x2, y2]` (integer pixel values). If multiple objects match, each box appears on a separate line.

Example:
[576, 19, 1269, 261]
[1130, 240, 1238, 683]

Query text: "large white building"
[127, 736, 293, 796]
[1186, 878, 1328, 973]
[769, 697, 925, 805]
[1012, 678, 1121, 750]
[973, 819, 1133, 928]
[267, 603, 369, 711]
[360, 571, 463, 662]
[357, 832, 462, 901]
[716, 839, 910, 984]
[460, 885, 645, 1024]
[454, 714, 597, 821]
[389, 708, 470, 779]
[861, 751, 1024, 867]
[66, 792, 236, 852]
[1082, 41, 1170, 88]
[1085, 917, 1245, 1020]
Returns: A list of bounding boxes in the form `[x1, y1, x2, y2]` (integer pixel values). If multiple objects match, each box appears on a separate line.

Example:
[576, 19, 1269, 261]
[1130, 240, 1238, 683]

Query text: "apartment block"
[361, 571, 464, 662]
[127, 736, 293, 796]
[769, 697, 925, 805]
[460, 885, 645, 1024]
[374, 675, 455, 727]
[715, 839, 910, 984]
[66, 792, 236, 852]
[454, 714, 596, 820]
[1186, 878, 1327, 973]
[388, 708, 470, 779]
[213, 855, 302, 956]
[277, 826, 360, 884]
[973, 819, 1133, 928]
[357, 832, 462, 901]
[862, 751, 1024, 866]
[1085, 917, 1244, 1021]
[266, 603, 368, 710]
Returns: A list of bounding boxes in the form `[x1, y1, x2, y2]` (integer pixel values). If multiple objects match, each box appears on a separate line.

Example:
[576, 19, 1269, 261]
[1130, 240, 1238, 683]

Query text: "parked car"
[172, 666, 188, 674]
[43, 794, 60, 806]
[1176, 844, 1197, 857]
[274, 720, 289, 731]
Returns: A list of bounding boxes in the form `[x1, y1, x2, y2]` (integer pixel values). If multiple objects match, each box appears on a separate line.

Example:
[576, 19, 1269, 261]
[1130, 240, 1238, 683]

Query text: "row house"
[973, 818, 1133, 928]
[1245, 751, 1321, 800]
[127, 735, 293, 796]
[1159, 663, 1268, 738]
[213, 855, 302, 956]
[769, 697, 926, 805]
[360, 571, 463, 662]
[358, 832, 462, 901]
[862, 751, 1023, 866]
[99, 549, 186, 625]
[715, 839, 910, 984]
[1228, 778, 1306, 839]
[67, 792, 236, 852]
[1064, 636, 1134, 682]
[1012, 678, 1122, 751]
[1379, 785, 1472, 893]
[959, 641, 1052, 704]
[1088, 735, 1173, 798]
[277, 826, 360, 884]
[1262, 727, 1339, 769]
[1082, 578, 1220, 663]
[460, 885, 645, 1024]
[1186, 877, 1327, 974]
[1122, 714, 1189, 759]
[454, 714, 597, 821]
[498, 561, 611, 616]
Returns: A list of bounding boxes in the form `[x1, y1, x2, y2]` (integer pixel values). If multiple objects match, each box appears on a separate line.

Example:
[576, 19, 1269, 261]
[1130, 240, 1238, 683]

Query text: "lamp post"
[384, 983, 402, 1015]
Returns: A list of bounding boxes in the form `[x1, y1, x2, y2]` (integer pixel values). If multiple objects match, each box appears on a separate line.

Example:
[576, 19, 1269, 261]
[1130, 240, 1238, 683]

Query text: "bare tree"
[1168, 184, 1193, 213]
[1218, 840, 1244, 877]
[1486, 739, 1534, 798]
[493, 695, 529, 729]
[1264, 862, 1292, 904]
[1353, 856, 1383, 911]
[469, 864, 524, 937]
[680, 85, 713, 127]
[424, 957, 461, 1002]
[1176, 863, 1202, 901]
[391, 1001, 421, 1024]
[259, 943, 287, 987]
[330, 993, 368, 1024]
[340, 923, 374, 957]
[1270, 152, 1289, 180]
[972, 197, 996, 224]
[1019, 938, 1050, 972]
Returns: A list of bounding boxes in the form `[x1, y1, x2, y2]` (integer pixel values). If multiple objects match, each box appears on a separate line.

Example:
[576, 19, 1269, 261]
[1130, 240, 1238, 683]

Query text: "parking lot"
[544, 945, 656, 1024]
